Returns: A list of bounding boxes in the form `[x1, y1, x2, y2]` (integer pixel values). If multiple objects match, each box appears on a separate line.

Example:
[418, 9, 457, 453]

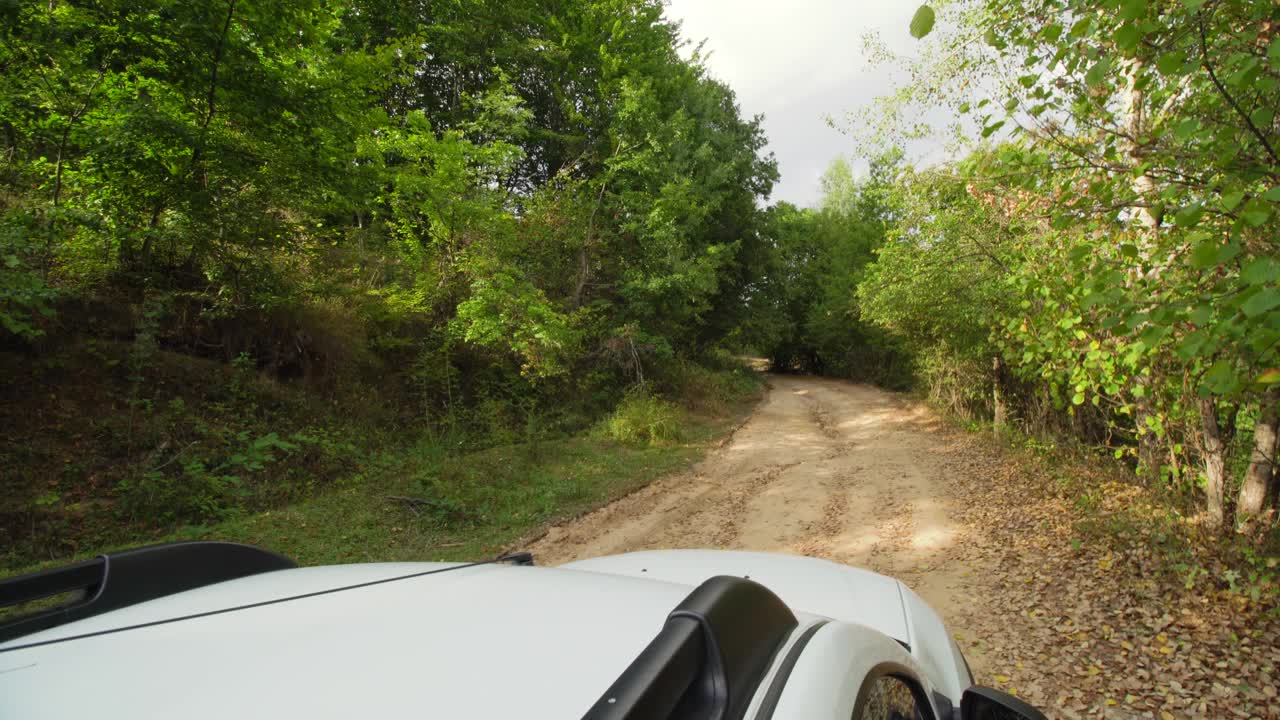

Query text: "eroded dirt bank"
[530, 375, 1280, 720]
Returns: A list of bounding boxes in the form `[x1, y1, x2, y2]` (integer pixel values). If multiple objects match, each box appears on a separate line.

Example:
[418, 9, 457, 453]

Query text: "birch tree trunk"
[1238, 388, 1279, 522]
[1198, 397, 1228, 530]
[992, 356, 1006, 431]
[1121, 57, 1166, 483]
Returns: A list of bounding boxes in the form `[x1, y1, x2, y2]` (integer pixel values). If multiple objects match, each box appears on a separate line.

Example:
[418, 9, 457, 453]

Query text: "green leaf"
[1119, 0, 1146, 19]
[1086, 57, 1111, 88]
[1221, 190, 1245, 211]
[1242, 289, 1280, 318]
[1177, 329, 1212, 361]
[1115, 23, 1141, 51]
[1242, 258, 1278, 285]
[1240, 199, 1274, 227]
[1173, 203, 1204, 229]
[1138, 325, 1168, 347]
[1174, 118, 1200, 140]
[909, 5, 935, 39]
[1043, 23, 1063, 43]
[1188, 233, 1220, 268]
[1202, 360, 1238, 396]
[1189, 304, 1213, 325]
[1270, 38, 1280, 65]
[1157, 52, 1186, 75]
[1264, 186, 1280, 202]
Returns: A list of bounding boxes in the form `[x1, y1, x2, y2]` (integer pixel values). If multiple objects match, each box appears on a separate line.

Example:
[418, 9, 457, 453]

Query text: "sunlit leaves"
[910, 5, 936, 39]
[1085, 56, 1111, 88]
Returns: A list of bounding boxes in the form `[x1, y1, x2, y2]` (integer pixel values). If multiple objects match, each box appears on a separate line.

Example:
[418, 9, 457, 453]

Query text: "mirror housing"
[960, 686, 1048, 720]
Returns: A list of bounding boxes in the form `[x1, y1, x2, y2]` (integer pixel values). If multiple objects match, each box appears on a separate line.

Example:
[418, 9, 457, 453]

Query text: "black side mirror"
[960, 686, 1048, 720]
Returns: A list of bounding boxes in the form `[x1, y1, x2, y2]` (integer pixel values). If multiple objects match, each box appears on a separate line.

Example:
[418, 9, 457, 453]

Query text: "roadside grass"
[4, 364, 762, 574]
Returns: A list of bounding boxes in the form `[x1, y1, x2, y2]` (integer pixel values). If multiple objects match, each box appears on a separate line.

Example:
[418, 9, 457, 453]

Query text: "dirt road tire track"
[530, 374, 980, 635]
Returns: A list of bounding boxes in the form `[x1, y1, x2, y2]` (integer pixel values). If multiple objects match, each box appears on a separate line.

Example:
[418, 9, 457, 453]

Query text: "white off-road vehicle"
[0, 542, 1045, 720]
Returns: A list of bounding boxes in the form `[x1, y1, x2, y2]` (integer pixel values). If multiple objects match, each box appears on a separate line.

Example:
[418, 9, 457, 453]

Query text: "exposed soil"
[532, 375, 971, 613]
[530, 375, 1280, 720]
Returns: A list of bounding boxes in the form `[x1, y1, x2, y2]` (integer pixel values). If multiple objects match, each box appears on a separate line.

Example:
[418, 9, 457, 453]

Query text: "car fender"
[561, 549, 972, 710]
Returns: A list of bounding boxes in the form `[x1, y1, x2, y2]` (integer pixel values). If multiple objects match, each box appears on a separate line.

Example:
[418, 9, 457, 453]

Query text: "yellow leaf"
[1257, 368, 1280, 385]
[1161, 712, 1175, 720]
[995, 674, 1010, 683]
[1106, 698, 1117, 706]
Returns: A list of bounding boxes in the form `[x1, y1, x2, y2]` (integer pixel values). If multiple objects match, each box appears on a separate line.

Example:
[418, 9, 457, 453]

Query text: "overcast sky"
[663, 0, 927, 208]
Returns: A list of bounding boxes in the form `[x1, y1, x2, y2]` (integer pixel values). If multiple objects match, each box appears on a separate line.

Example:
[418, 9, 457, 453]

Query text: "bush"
[657, 359, 762, 414]
[114, 431, 299, 524]
[597, 388, 685, 446]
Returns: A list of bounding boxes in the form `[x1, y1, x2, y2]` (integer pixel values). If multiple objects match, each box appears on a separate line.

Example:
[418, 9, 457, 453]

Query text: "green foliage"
[115, 430, 298, 524]
[597, 388, 686, 446]
[854, 0, 1280, 528]
[0, 217, 56, 338]
[746, 154, 912, 387]
[2, 0, 775, 569]
[910, 5, 937, 39]
[657, 358, 763, 415]
[0, 0, 776, 402]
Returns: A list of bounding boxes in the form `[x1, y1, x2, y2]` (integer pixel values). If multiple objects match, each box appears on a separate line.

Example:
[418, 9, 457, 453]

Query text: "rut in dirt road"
[530, 374, 981, 621]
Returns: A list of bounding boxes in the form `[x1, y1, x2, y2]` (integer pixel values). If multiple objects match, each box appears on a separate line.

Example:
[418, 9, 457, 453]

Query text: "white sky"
[663, 0, 928, 208]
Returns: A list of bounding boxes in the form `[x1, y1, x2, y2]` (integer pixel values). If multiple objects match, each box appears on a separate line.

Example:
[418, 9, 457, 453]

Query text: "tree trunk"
[1198, 397, 1228, 529]
[1133, 393, 1163, 483]
[992, 356, 1006, 431]
[1238, 388, 1279, 521]
[1120, 57, 1167, 484]
[1270, 464, 1280, 510]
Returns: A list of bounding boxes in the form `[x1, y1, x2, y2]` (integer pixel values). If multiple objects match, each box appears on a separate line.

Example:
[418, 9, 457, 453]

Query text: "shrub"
[658, 359, 762, 415]
[597, 388, 684, 446]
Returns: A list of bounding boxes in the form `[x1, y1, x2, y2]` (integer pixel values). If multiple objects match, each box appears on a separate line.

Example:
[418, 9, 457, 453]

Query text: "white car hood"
[0, 562, 745, 720]
[563, 549, 911, 642]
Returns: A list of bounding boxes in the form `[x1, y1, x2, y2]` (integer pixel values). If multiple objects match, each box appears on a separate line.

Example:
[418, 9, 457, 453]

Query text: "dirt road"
[532, 374, 1280, 719]
[531, 374, 979, 631]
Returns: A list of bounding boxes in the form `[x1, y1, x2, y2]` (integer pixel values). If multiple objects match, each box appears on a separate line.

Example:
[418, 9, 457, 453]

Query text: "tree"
[882, 0, 1280, 527]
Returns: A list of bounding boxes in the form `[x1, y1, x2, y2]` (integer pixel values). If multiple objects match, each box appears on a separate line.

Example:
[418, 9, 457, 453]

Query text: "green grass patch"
[595, 389, 685, 446]
[4, 371, 761, 573]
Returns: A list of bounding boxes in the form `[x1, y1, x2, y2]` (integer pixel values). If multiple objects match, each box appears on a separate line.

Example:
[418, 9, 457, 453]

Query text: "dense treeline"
[762, 0, 1280, 535]
[0, 0, 774, 404]
[0, 0, 778, 559]
[747, 156, 912, 388]
[6, 0, 1277, 560]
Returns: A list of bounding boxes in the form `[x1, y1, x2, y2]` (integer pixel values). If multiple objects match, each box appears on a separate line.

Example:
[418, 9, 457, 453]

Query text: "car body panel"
[900, 582, 972, 705]
[563, 549, 911, 641]
[564, 548, 969, 713]
[1, 563, 721, 719]
[0, 551, 972, 719]
[767, 621, 928, 720]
